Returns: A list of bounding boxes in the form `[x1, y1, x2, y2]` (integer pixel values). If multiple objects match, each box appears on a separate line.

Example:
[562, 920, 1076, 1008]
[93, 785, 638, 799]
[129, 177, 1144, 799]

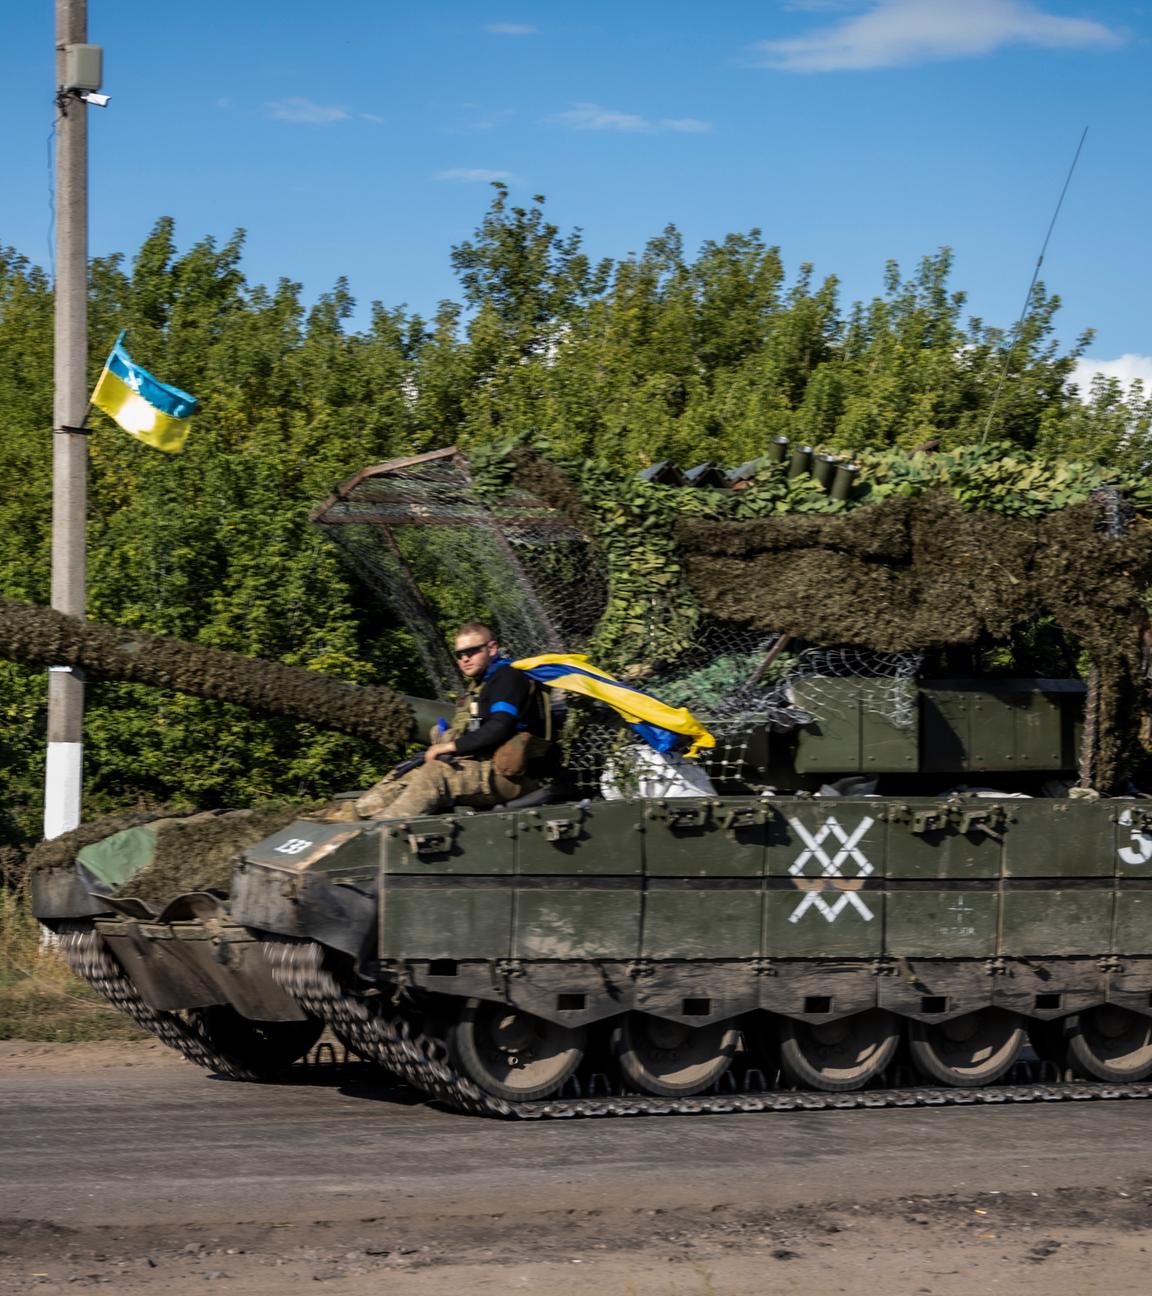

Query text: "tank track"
[58, 922, 264, 1082]
[261, 935, 1152, 1120]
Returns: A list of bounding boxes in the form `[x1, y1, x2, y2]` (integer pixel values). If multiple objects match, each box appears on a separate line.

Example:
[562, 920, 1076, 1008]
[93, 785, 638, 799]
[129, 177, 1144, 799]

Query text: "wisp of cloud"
[435, 168, 517, 183]
[267, 97, 349, 124]
[554, 103, 711, 133]
[755, 0, 1122, 72]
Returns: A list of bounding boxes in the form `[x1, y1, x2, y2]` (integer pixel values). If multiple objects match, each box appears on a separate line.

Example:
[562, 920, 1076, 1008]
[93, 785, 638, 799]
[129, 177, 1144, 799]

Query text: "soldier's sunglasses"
[455, 641, 492, 660]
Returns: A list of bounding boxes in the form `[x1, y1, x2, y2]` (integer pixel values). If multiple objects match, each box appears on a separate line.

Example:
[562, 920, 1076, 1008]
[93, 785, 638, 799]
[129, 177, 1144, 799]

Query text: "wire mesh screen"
[786, 647, 922, 732]
[560, 634, 920, 797]
[314, 451, 921, 792]
[637, 627, 921, 794]
[313, 451, 607, 696]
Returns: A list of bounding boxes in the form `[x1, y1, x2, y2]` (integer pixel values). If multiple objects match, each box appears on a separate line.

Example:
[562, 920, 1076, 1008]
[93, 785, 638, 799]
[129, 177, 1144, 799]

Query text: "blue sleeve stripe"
[490, 701, 519, 718]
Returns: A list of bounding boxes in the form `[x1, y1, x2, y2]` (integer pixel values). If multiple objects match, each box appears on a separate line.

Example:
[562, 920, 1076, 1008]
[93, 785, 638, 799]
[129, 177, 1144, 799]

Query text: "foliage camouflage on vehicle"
[81, 805, 319, 904]
[0, 597, 418, 749]
[25, 807, 190, 876]
[463, 441, 1151, 790]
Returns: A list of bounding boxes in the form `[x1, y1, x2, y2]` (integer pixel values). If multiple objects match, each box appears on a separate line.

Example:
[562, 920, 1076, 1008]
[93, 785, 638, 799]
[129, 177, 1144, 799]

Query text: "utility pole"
[45, 0, 92, 840]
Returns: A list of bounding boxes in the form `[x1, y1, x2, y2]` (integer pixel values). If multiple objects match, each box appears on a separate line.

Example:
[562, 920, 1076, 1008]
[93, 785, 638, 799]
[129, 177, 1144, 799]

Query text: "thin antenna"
[979, 126, 1088, 446]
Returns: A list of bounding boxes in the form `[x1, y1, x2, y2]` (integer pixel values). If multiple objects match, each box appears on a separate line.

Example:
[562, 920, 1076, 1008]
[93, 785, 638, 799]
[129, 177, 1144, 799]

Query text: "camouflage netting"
[314, 447, 1152, 794]
[25, 807, 191, 875]
[676, 494, 1152, 790]
[501, 447, 597, 537]
[0, 598, 417, 749]
[123, 805, 320, 904]
[25, 803, 319, 901]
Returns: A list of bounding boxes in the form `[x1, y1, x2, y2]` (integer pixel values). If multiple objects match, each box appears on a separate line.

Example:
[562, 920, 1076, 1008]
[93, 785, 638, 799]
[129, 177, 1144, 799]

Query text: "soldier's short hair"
[455, 621, 496, 644]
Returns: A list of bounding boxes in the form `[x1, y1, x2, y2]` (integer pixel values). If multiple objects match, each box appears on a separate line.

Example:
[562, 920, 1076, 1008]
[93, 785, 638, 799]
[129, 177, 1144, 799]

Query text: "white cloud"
[553, 103, 712, 133]
[459, 106, 517, 132]
[267, 97, 349, 124]
[360, 112, 384, 124]
[485, 22, 538, 35]
[556, 103, 650, 131]
[1071, 354, 1152, 398]
[435, 167, 517, 183]
[754, 0, 1122, 72]
[661, 117, 712, 134]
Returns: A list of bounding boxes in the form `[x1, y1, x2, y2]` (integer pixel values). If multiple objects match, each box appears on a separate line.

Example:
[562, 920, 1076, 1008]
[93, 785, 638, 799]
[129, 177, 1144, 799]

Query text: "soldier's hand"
[424, 741, 456, 763]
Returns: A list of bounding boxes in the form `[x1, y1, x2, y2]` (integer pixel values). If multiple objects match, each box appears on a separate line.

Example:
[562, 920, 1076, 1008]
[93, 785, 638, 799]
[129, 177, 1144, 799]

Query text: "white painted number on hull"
[1117, 809, 1152, 866]
[787, 815, 875, 923]
[274, 838, 315, 856]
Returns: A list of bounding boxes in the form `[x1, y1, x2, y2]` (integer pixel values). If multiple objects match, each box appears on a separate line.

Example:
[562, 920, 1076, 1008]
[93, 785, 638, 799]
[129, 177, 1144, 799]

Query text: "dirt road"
[3, 1041, 1151, 1294]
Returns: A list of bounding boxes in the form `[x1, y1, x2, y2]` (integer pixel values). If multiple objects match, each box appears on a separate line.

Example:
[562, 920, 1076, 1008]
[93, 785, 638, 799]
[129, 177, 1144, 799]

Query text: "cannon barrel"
[0, 597, 450, 748]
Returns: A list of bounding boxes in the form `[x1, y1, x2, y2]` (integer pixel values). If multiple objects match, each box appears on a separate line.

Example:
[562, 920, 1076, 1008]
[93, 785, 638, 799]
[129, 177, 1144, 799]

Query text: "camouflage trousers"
[355, 757, 536, 820]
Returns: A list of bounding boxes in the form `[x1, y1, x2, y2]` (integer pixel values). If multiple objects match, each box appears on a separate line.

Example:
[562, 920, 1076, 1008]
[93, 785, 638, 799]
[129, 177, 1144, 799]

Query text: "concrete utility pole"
[45, 0, 91, 840]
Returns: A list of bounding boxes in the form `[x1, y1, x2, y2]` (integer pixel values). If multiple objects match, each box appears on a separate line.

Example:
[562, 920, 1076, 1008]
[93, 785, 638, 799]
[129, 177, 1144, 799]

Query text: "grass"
[0, 883, 147, 1042]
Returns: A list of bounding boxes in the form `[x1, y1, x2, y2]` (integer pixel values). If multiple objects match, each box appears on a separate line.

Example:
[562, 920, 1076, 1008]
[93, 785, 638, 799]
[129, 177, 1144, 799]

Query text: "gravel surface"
[3, 1041, 1151, 1294]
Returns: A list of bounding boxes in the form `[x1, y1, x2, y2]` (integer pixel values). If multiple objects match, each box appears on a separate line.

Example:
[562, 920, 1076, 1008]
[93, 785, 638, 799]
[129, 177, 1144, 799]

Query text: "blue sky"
[3, 1, 1150, 384]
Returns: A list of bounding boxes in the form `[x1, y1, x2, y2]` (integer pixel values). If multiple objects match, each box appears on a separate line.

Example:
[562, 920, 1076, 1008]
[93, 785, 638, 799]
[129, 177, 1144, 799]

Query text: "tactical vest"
[449, 667, 553, 778]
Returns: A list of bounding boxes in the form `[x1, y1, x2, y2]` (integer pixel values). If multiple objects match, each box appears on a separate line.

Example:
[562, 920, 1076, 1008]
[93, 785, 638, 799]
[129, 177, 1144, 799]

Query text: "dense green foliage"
[1, 184, 1148, 849]
[485, 437, 1152, 676]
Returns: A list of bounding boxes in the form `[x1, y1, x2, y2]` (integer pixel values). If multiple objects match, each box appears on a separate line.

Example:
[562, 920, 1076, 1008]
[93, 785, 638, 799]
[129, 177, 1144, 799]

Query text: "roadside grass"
[0, 884, 147, 1041]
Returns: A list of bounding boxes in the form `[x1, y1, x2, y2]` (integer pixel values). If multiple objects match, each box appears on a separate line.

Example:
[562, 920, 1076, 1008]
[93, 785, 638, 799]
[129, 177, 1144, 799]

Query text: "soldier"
[355, 622, 554, 819]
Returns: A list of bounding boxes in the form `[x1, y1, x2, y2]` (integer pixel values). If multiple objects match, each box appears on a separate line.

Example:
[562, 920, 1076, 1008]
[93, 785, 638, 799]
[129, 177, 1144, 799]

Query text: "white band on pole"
[44, 741, 83, 840]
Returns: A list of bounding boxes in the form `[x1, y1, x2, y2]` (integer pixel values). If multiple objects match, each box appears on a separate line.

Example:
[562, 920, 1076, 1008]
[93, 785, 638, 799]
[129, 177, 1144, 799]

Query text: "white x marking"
[787, 815, 875, 923]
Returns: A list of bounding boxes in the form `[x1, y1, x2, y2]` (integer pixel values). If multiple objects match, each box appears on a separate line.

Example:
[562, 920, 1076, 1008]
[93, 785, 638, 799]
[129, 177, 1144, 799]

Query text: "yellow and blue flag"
[90, 332, 199, 454]
[512, 653, 715, 758]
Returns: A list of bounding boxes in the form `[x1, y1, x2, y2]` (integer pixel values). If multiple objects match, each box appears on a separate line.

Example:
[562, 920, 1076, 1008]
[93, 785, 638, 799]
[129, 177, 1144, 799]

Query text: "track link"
[62, 925, 1152, 1118]
[58, 922, 265, 1082]
[261, 935, 1152, 1120]
[261, 933, 506, 1115]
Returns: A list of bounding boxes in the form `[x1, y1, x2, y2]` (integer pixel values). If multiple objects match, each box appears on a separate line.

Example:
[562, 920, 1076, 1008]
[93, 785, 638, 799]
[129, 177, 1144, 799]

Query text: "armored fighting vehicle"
[24, 442, 1152, 1117]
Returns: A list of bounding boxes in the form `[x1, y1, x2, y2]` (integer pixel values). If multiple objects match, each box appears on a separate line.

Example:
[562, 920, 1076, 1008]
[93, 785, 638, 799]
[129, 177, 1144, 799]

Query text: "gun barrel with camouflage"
[0, 597, 428, 749]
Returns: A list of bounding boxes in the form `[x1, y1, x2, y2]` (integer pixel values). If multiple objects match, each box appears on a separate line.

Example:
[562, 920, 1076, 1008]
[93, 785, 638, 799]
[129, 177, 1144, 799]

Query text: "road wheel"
[1065, 1006, 1152, 1082]
[778, 1009, 900, 1091]
[908, 1008, 1024, 1087]
[448, 999, 586, 1102]
[611, 1013, 739, 1097]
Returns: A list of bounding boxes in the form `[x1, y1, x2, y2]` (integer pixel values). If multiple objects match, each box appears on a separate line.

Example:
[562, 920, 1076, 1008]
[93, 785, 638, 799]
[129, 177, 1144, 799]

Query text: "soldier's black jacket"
[453, 657, 547, 758]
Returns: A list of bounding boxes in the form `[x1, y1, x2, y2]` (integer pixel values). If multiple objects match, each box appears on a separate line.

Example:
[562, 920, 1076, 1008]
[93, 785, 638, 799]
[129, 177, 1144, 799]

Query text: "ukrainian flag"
[90, 332, 199, 453]
[513, 654, 715, 758]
